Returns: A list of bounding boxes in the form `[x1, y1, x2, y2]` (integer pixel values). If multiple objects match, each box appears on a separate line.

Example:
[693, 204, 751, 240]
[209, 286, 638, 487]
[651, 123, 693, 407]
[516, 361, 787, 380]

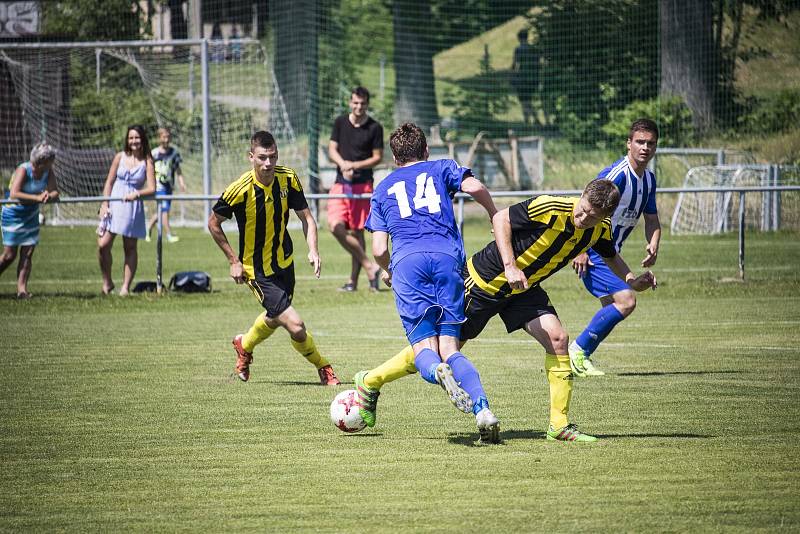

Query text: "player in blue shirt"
[354, 123, 501, 443]
[569, 118, 661, 376]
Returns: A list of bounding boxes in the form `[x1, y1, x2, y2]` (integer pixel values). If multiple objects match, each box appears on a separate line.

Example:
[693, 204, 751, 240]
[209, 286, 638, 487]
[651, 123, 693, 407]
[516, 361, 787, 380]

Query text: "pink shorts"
[327, 181, 373, 230]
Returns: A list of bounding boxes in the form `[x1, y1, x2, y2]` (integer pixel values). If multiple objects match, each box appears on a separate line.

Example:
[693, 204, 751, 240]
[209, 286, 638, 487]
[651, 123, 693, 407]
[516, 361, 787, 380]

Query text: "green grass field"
[2, 221, 799, 531]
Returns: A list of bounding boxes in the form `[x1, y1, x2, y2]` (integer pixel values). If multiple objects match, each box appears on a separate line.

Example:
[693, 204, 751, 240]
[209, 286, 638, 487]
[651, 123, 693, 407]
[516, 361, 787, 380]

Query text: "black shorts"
[246, 266, 295, 318]
[460, 285, 557, 341]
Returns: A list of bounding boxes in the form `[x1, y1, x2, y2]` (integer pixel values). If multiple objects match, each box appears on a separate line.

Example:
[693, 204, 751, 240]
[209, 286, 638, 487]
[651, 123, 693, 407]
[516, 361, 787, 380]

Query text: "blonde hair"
[30, 142, 56, 165]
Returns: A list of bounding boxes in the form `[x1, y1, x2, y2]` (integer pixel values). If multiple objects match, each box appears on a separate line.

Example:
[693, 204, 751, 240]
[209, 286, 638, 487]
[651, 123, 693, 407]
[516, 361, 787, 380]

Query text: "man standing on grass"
[354, 180, 656, 442]
[208, 130, 341, 386]
[569, 118, 662, 377]
[354, 122, 502, 443]
[327, 86, 384, 292]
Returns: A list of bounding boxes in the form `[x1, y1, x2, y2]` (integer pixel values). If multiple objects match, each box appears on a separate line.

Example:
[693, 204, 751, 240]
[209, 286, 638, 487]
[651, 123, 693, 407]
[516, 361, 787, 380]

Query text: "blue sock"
[445, 352, 487, 411]
[472, 396, 489, 415]
[414, 348, 441, 385]
[575, 303, 625, 355]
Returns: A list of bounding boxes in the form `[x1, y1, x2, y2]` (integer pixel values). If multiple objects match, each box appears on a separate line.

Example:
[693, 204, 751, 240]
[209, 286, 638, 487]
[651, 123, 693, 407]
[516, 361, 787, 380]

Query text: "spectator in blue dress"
[0, 142, 59, 298]
[97, 125, 156, 296]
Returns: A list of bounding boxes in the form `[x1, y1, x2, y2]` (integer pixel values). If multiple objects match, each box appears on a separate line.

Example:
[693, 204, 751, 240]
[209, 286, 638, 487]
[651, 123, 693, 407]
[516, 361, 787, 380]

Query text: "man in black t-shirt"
[327, 86, 384, 292]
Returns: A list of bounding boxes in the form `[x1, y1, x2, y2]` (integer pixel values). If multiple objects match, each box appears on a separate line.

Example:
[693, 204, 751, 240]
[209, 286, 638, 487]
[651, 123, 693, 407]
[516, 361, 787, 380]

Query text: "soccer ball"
[330, 389, 367, 433]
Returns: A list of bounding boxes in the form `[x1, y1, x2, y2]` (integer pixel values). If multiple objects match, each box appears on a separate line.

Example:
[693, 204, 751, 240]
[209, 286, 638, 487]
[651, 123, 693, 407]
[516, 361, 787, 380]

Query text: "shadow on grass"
[594, 433, 713, 439]
[270, 380, 339, 386]
[446, 433, 505, 447]
[615, 370, 742, 377]
[447, 429, 712, 445]
[0, 291, 112, 300]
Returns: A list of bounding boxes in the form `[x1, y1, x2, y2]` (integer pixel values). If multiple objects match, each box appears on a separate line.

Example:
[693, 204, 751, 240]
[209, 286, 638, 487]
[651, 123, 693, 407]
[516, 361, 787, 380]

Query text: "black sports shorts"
[246, 266, 295, 318]
[460, 284, 558, 341]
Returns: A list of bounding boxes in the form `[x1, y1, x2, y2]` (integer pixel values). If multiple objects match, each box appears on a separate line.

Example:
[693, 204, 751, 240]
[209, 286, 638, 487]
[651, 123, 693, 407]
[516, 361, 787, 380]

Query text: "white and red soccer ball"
[330, 389, 367, 433]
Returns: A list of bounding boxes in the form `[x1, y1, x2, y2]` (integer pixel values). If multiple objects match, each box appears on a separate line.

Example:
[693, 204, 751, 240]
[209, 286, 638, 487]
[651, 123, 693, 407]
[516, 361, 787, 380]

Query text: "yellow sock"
[364, 345, 417, 390]
[290, 331, 329, 369]
[242, 312, 276, 352]
[546, 353, 573, 430]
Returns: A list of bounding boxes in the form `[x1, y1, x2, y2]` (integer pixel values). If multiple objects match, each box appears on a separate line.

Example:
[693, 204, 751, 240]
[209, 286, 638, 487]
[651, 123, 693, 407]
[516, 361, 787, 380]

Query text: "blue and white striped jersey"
[596, 156, 657, 252]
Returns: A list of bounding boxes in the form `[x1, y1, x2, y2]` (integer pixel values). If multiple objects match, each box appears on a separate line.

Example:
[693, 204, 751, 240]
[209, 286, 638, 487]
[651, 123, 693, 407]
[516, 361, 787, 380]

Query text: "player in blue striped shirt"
[569, 118, 661, 376]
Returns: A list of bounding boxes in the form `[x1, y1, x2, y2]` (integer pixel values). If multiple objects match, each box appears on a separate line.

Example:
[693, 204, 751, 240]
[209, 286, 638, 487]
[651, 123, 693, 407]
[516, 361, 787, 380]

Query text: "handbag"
[168, 271, 212, 293]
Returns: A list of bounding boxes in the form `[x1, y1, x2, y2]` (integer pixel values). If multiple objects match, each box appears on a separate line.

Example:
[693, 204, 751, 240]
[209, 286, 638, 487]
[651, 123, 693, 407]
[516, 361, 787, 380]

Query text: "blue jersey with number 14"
[365, 159, 471, 270]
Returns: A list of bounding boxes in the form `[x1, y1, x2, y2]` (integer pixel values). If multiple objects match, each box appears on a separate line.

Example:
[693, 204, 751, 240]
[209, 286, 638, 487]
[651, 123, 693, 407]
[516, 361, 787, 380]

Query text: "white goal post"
[0, 38, 301, 227]
[670, 164, 776, 234]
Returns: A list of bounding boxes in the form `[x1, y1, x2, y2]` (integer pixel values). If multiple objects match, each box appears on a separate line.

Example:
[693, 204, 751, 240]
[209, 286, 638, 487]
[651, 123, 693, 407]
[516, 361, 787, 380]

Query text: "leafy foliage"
[530, 0, 658, 145]
[737, 90, 800, 136]
[318, 0, 393, 127]
[41, 0, 146, 40]
[441, 46, 512, 136]
[603, 96, 695, 147]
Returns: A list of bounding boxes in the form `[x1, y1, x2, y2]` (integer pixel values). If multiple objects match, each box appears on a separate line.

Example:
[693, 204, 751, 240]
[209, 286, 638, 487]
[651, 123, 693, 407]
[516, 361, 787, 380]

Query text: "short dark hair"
[629, 118, 659, 140]
[250, 130, 276, 151]
[582, 179, 620, 215]
[517, 29, 528, 42]
[390, 123, 427, 165]
[352, 86, 370, 101]
[124, 124, 151, 156]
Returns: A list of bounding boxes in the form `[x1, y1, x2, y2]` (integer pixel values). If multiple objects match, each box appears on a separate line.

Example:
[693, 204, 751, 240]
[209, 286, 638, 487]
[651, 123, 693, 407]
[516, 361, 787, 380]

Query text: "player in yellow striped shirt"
[208, 131, 340, 385]
[354, 180, 656, 441]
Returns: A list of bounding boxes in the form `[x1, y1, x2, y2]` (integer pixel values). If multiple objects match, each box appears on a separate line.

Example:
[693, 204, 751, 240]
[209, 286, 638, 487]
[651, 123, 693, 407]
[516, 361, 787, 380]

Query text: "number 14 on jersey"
[387, 173, 442, 218]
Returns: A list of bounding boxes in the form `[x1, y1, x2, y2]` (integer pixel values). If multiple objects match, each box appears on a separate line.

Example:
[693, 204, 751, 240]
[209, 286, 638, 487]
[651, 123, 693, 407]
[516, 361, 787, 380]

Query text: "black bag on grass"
[169, 271, 212, 293]
[132, 281, 158, 293]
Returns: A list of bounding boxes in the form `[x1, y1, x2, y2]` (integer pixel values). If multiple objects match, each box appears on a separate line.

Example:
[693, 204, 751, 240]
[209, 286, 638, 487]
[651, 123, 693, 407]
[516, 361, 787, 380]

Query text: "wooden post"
[509, 130, 520, 189]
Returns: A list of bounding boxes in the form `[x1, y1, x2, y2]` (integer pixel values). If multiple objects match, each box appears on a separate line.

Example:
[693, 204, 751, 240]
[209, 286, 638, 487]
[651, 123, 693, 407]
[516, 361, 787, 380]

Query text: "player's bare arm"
[371, 230, 392, 287]
[296, 207, 321, 278]
[207, 212, 245, 283]
[605, 253, 657, 291]
[460, 176, 497, 220]
[571, 251, 593, 278]
[492, 209, 528, 291]
[642, 212, 661, 267]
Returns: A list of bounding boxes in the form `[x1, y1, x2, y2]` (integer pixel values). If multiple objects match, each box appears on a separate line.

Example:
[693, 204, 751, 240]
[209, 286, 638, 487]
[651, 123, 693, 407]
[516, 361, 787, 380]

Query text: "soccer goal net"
[0, 39, 302, 226]
[670, 165, 769, 234]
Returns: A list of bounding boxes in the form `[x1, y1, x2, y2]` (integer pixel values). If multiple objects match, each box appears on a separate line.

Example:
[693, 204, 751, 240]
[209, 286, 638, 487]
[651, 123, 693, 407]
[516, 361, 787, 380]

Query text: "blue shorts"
[581, 248, 631, 298]
[156, 183, 173, 212]
[391, 252, 465, 345]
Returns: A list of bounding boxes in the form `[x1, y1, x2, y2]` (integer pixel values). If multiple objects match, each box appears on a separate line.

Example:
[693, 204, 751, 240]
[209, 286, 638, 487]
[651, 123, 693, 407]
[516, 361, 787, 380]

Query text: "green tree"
[529, 0, 659, 145]
[41, 0, 147, 40]
[658, 0, 798, 133]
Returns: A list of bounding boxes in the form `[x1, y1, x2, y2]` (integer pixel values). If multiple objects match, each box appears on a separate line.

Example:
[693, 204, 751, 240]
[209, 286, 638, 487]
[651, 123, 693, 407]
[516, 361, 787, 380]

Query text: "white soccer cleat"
[476, 408, 500, 444]
[435, 363, 473, 414]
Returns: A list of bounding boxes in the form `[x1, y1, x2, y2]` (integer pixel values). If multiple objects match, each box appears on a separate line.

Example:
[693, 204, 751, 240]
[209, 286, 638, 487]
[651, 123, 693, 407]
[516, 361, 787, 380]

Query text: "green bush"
[603, 96, 695, 146]
[738, 90, 800, 136]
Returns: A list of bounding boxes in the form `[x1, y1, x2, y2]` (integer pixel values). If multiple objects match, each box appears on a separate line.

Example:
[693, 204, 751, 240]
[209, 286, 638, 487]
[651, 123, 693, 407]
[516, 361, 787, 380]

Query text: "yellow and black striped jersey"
[466, 195, 616, 299]
[212, 166, 308, 279]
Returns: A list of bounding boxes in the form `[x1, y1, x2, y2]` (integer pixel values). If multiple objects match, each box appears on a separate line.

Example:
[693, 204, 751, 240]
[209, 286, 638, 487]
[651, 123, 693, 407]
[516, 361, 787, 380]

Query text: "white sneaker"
[568, 341, 589, 378]
[476, 408, 500, 444]
[582, 358, 606, 376]
[166, 235, 180, 243]
[435, 363, 473, 414]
